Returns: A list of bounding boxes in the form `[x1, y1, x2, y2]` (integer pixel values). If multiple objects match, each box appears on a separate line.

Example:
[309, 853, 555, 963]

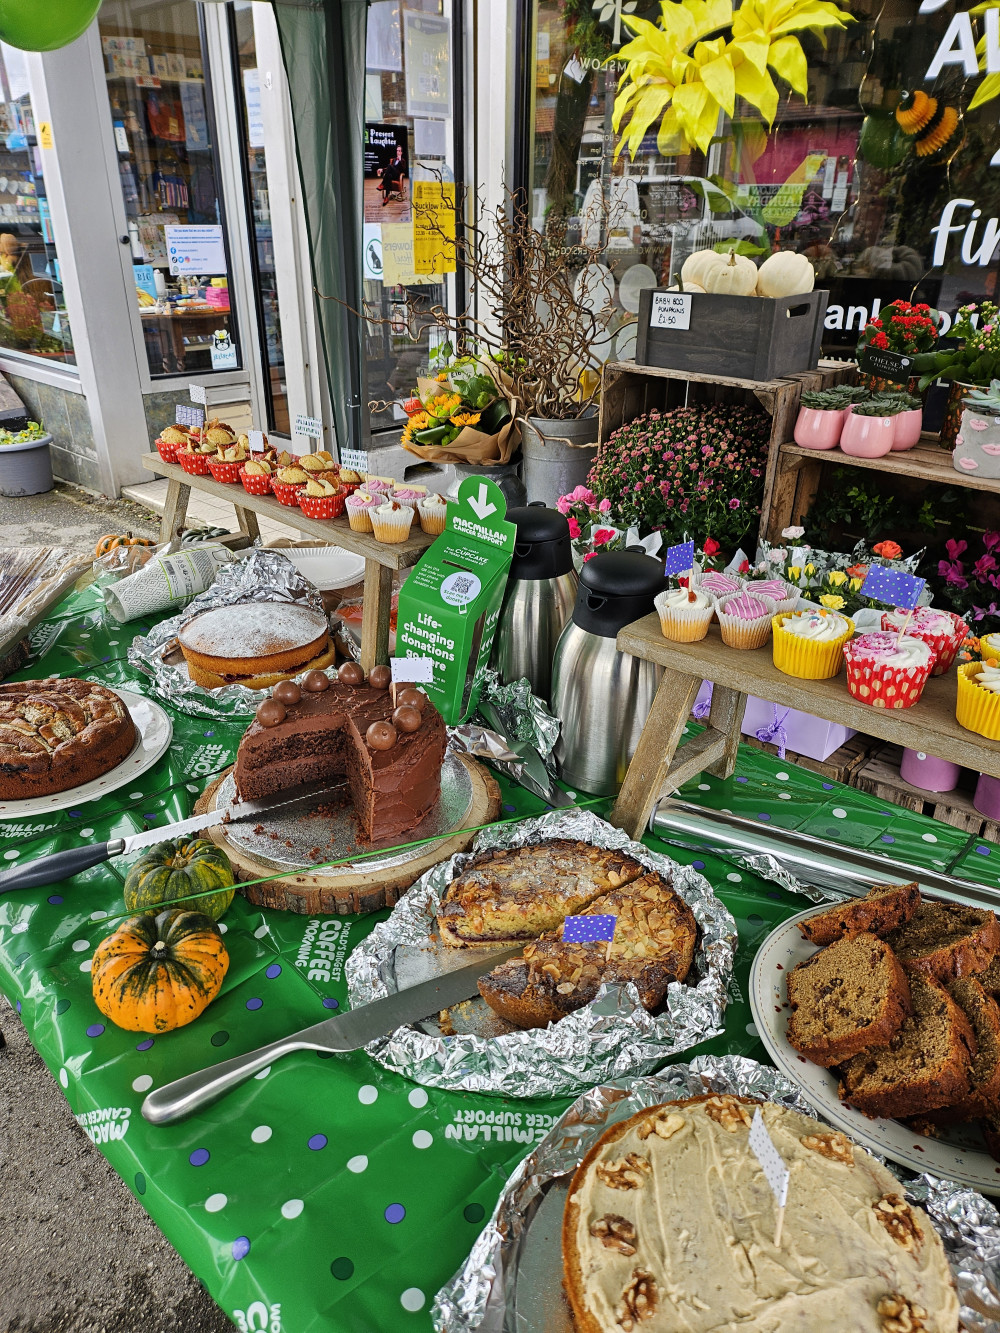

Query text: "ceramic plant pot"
[953, 403, 1000, 478]
[941, 380, 975, 450]
[839, 412, 894, 457]
[890, 408, 924, 451]
[793, 406, 845, 450]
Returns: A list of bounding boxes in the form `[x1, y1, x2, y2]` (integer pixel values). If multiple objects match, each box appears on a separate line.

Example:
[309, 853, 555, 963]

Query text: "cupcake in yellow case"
[654, 585, 714, 643]
[956, 660, 1000, 739]
[772, 608, 854, 680]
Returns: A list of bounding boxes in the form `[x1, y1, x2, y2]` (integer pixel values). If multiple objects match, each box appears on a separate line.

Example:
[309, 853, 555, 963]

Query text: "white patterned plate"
[750, 907, 1000, 1194]
[0, 689, 173, 819]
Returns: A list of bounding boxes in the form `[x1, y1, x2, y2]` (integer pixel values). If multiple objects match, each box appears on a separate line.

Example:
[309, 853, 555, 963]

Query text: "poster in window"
[364, 122, 410, 223]
[403, 12, 451, 120]
[243, 69, 264, 149]
[412, 181, 456, 276]
[367, 1, 402, 72]
[181, 81, 209, 152]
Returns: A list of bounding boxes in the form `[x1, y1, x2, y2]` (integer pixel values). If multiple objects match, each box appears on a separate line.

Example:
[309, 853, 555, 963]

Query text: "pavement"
[1, 482, 232, 1333]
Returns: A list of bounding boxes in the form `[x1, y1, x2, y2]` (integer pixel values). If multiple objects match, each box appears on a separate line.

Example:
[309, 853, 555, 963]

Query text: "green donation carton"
[396, 475, 515, 723]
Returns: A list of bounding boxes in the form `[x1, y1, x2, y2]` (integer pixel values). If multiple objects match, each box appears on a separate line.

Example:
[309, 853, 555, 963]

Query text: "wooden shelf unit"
[609, 616, 1000, 840]
[141, 452, 432, 671]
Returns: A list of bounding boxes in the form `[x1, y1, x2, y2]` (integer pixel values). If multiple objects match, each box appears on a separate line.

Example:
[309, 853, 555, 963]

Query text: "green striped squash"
[123, 837, 235, 921]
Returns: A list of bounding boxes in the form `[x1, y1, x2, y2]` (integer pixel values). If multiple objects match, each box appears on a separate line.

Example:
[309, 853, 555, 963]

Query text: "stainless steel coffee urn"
[550, 551, 664, 795]
[492, 505, 578, 701]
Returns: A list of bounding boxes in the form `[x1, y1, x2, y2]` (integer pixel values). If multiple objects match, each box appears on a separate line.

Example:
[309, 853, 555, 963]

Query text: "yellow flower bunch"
[614, 0, 853, 156]
[402, 411, 431, 443]
[425, 392, 461, 420]
[787, 565, 801, 581]
[849, 576, 862, 592]
[827, 570, 847, 587]
[819, 594, 845, 610]
[452, 411, 482, 428]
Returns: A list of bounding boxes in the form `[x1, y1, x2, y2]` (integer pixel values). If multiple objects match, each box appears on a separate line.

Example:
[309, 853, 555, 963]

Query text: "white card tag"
[175, 404, 204, 429]
[293, 414, 323, 440]
[340, 448, 370, 472]
[391, 656, 434, 683]
[749, 1109, 789, 1208]
[649, 291, 692, 330]
[247, 430, 264, 453]
[189, 382, 207, 405]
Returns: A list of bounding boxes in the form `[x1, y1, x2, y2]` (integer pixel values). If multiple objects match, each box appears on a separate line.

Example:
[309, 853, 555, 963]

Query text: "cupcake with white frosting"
[370, 498, 413, 543]
[882, 606, 966, 676]
[772, 608, 854, 679]
[417, 492, 449, 535]
[957, 660, 1000, 739]
[843, 631, 933, 709]
[654, 585, 714, 642]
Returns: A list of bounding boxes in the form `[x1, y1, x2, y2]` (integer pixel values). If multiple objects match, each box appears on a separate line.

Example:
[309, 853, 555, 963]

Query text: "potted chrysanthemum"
[0, 420, 53, 496]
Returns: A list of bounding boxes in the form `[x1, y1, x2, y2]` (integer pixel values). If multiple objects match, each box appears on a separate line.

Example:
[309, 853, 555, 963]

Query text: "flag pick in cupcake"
[664, 540, 695, 578]
[859, 565, 925, 610]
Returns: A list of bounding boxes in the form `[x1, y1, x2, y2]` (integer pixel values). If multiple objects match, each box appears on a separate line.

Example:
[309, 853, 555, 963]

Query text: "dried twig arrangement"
[321, 183, 625, 422]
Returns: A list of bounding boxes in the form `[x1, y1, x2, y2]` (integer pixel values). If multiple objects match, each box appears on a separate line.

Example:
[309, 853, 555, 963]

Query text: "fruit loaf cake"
[562, 1094, 959, 1333]
[436, 841, 646, 947]
[921, 978, 1000, 1126]
[885, 902, 1000, 983]
[798, 882, 920, 946]
[786, 932, 912, 1067]
[838, 974, 977, 1119]
[477, 871, 696, 1029]
[0, 678, 136, 799]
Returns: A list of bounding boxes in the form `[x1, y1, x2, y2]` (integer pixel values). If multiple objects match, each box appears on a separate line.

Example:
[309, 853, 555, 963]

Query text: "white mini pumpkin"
[680, 249, 727, 290]
[755, 251, 815, 298]
[702, 250, 758, 296]
[666, 282, 706, 293]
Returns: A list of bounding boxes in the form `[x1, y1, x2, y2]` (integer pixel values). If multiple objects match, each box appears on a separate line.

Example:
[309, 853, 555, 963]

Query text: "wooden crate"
[744, 730, 880, 784]
[635, 289, 829, 382]
[851, 742, 1000, 840]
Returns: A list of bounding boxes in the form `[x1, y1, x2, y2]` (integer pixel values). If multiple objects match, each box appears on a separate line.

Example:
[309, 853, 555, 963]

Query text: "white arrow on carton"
[468, 484, 497, 520]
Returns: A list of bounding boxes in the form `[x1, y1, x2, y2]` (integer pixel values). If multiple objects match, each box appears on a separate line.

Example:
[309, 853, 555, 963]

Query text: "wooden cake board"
[195, 753, 500, 915]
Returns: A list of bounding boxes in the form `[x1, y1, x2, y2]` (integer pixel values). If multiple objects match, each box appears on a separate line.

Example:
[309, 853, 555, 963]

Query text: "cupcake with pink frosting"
[745, 577, 797, 615]
[345, 489, 380, 532]
[693, 570, 743, 599]
[881, 606, 967, 676]
[390, 483, 429, 510]
[715, 591, 775, 650]
[843, 631, 934, 709]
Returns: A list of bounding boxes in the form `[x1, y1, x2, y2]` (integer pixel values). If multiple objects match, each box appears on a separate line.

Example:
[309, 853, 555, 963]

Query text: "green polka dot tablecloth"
[2, 591, 999, 1331]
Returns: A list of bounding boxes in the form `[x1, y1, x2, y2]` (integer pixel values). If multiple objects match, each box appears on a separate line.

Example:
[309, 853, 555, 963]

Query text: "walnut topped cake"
[0, 678, 136, 799]
[563, 1096, 959, 1332]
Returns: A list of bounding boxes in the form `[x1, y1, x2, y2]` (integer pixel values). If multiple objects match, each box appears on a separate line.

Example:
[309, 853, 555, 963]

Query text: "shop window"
[524, 0, 1000, 363]
[364, 0, 460, 433]
[0, 44, 74, 366]
[230, 1, 289, 434]
[100, 0, 241, 377]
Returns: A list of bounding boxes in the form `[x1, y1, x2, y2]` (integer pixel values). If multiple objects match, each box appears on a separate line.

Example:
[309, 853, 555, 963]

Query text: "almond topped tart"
[563, 1095, 959, 1333]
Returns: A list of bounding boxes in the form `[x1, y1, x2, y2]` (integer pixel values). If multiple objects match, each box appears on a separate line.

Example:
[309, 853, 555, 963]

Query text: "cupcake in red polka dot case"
[881, 607, 969, 676]
[843, 631, 935, 708]
[177, 441, 215, 476]
[298, 476, 347, 520]
[239, 458, 274, 495]
[271, 464, 310, 507]
[154, 424, 192, 464]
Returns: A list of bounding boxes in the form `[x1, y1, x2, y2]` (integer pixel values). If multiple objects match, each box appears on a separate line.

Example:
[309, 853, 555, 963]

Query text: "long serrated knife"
[0, 779, 348, 896]
[141, 945, 521, 1125]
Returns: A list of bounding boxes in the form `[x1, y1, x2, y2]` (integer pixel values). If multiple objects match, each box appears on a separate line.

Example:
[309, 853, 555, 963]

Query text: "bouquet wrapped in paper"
[399, 350, 519, 465]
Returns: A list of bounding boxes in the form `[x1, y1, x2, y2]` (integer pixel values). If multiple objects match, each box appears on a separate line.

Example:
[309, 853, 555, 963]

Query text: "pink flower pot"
[899, 747, 961, 792]
[839, 412, 895, 457]
[793, 406, 845, 451]
[890, 408, 923, 451]
[974, 773, 1000, 820]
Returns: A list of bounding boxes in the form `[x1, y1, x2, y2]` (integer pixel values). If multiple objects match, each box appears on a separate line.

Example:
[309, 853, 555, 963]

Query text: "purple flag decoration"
[664, 540, 695, 577]
[562, 914, 617, 944]
[859, 564, 925, 610]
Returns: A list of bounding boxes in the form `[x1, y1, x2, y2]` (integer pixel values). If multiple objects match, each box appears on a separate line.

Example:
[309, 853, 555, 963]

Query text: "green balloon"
[857, 114, 909, 171]
[0, 0, 101, 52]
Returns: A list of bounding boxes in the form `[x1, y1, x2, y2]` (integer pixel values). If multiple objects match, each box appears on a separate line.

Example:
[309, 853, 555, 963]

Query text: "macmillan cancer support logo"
[76, 1106, 131, 1144]
[233, 1302, 281, 1332]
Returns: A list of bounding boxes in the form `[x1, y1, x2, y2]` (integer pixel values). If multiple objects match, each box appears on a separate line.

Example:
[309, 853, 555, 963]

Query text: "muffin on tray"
[772, 607, 854, 679]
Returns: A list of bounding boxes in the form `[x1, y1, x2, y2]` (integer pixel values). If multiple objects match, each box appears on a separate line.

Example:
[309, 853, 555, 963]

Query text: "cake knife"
[141, 945, 522, 1125]
[0, 779, 348, 896]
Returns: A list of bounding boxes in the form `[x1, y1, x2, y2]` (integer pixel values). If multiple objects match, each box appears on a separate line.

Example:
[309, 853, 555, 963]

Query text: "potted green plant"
[793, 387, 861, 451]
[0, 420, 52, 496]
[914, 301, 1000, 447]
[839, 398, 898, 458]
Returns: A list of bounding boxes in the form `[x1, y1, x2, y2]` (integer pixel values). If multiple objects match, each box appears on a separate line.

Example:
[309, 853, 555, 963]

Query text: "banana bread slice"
[921, 978, 1000, 1126]
[798, 882, 920, 946]
[786, 933, 912, 1068]
[885, 901, 1000, 983]
[975, 955, 1000, 997]
[437, 840, 646, 947]
[477, 871, 697, 1029]
[838, 974, 977, 1119]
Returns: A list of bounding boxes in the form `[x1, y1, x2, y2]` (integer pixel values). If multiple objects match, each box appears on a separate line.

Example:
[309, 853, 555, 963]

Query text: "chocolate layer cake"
[233, 666, 446, 844]
[0, 678, 136, 799]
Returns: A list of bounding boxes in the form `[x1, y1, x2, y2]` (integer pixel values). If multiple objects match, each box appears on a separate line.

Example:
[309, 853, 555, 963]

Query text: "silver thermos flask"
[550, 551, 665, 796]
[492, 505, 578, 702]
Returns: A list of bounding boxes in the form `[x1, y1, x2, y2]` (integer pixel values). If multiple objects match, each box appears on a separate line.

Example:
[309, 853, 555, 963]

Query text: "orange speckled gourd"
[91, 908, 229, 1033]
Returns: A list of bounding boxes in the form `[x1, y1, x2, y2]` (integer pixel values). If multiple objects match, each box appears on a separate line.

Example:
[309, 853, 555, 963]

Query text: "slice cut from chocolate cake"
[921, 978, 1000, 1126]
[786, 933, 912, 1068]
[797, 882, 920, 946]
[477, 871, 697, 1029]
[838, 974, 977, 1119]
[885, 902, 1000, 983]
